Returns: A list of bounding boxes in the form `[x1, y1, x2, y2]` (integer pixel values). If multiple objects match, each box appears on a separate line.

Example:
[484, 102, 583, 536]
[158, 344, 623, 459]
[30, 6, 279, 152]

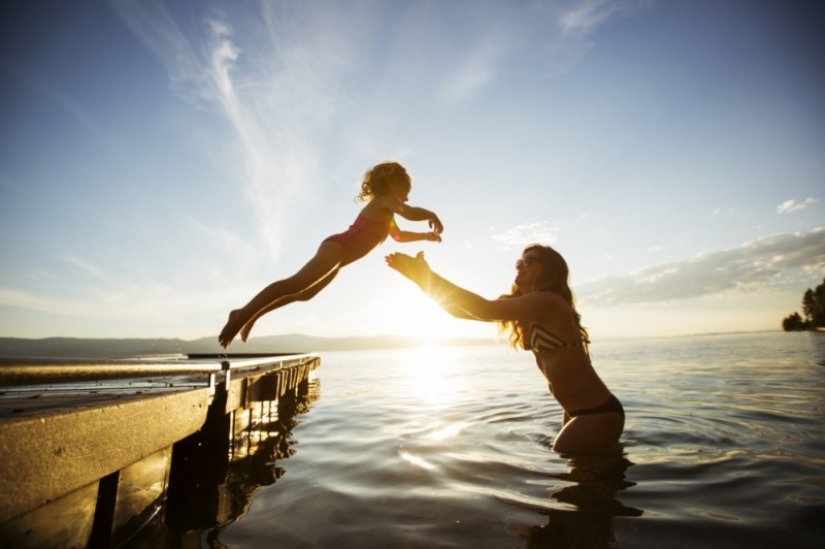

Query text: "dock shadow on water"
[135, 374, 320, 547]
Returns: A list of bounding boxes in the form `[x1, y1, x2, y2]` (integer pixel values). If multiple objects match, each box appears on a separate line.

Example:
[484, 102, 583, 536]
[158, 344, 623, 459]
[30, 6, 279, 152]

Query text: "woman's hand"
[385, 251, 431, 283]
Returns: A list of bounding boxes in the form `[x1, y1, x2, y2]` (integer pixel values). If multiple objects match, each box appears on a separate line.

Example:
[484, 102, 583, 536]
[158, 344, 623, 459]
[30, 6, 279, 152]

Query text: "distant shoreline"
[0, 329, 797, 359]
[0, 334, 499, 359]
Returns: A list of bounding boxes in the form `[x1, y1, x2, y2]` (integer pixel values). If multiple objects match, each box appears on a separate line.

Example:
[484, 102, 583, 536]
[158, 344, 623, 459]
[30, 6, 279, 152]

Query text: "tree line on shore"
[782, 277, 825, 331]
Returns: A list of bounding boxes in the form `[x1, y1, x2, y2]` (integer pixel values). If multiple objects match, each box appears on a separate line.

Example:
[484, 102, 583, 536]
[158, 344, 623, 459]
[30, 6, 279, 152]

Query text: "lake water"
[184, 331, 825, 548]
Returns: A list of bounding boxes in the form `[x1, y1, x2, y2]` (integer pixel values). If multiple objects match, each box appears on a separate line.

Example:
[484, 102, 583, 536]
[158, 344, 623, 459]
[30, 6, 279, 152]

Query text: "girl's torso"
[323, 199, 396, 265]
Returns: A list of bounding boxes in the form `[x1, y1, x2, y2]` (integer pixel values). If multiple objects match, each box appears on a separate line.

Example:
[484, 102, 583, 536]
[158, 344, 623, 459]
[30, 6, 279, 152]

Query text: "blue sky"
[1, 0, 823, 343]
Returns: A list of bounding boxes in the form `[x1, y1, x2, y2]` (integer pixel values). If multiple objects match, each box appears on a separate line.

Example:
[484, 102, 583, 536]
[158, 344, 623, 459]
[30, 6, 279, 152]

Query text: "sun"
[382, 285, 459, 342]
[396, 345, 466, 409]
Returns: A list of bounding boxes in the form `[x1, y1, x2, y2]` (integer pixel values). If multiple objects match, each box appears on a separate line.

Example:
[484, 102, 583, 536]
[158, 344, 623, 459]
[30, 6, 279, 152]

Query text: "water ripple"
[214, 335, 825, 549]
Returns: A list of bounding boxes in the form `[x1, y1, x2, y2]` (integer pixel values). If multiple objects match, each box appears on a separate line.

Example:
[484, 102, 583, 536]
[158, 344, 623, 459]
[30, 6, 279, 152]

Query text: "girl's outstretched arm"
[391, 229, 442, 243]
[387, 216, 442, 243]
[391, 201, 443, 234]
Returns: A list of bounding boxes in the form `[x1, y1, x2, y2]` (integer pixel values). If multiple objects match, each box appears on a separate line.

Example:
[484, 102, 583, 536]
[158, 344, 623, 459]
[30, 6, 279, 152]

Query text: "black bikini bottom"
[569, 394, 624, 418]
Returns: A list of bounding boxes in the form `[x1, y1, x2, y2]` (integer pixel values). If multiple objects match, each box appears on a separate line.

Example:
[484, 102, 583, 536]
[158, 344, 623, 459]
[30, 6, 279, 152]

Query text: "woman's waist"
[555, 386, 616, 414]
[541, 368, 612, 409]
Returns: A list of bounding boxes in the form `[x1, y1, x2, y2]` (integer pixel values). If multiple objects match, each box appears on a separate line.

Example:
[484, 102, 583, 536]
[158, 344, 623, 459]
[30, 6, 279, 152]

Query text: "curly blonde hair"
[355, 161, 411, 202]
[497, 244, 591, 354]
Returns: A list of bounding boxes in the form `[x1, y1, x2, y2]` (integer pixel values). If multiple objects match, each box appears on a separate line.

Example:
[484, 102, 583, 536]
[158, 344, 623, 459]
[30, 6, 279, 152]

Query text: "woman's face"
[514, 250, 543, 292]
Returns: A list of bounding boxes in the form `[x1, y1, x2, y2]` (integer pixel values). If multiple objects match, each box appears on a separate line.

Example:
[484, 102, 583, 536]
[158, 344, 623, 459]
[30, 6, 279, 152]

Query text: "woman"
[385, 245, 623, 454]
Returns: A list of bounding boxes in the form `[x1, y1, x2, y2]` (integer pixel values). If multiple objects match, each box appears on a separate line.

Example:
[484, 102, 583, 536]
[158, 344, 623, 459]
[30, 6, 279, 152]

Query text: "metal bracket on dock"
[208, 372, 217, 404]
[221, 360, 231, 394]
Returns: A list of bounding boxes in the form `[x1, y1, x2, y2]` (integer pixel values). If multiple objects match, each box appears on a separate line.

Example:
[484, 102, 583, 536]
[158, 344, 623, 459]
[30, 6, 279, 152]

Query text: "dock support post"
[165, 388, 231, 535]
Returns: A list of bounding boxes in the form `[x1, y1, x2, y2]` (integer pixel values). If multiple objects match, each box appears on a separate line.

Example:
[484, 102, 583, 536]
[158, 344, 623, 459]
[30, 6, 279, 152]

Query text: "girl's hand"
[424, 231, 442, 242]
[429, 215, 443, 234]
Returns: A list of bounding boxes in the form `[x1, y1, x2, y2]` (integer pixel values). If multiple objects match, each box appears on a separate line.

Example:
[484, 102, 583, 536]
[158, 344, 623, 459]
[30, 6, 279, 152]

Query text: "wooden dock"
[0, 353, 320, 548]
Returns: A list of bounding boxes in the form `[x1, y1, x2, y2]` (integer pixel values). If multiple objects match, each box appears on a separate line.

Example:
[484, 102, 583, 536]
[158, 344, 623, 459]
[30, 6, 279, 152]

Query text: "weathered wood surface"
[0, 356, 220, 387]
[0, 387, 210, 524]
[0, 353, 319, 532]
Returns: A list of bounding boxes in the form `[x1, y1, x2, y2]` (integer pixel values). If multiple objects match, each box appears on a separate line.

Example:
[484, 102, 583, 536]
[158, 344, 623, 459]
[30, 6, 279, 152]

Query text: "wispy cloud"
[60, 254, 119, 287]
[186, 216, 256, 258]
[441, 40, 506, 104]
[492, 221, 559, 250]
[578, 228, 825, 306]
[111, 0, 653, 255]
[435, 0, 652, 101]
[112, 1, 356, 260]
[777, 197, 819, 214]
[560, 0, 651, 33]
[0, 289, 104, 323]
[0, 251, 228, 336]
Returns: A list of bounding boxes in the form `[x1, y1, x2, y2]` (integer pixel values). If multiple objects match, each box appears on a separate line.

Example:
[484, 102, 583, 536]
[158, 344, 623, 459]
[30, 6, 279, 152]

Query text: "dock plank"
[0, 387, 210, 524]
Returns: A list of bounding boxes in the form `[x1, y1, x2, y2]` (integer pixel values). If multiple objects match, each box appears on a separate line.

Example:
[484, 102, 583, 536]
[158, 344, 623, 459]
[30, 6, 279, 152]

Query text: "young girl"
[219, 161, 443, 348]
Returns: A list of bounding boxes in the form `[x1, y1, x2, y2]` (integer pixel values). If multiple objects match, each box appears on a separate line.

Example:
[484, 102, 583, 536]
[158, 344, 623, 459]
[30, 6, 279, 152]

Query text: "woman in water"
[386, 245, 623, 453]
[219, 161, 443, 348]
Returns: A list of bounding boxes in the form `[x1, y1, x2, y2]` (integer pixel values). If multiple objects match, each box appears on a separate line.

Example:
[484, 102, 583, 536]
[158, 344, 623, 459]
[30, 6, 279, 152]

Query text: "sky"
[1, 0, 823, 344]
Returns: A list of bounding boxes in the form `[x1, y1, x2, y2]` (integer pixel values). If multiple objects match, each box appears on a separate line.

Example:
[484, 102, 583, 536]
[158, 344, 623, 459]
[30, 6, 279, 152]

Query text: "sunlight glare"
[397, 345, 465, 408]
[425, 421, 465, 441]
[399, 450, 436, 471]
[384, 286, 459, 340]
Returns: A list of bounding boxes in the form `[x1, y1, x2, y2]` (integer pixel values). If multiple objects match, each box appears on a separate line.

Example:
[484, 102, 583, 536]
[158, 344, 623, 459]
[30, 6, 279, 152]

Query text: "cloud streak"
[110, 0, 652, 260]
[578, 228, 825, 306]
[560, 0, 651, 33]
[112, 1, 355, 260]
[492, 221, 559, 250]
[777, 197, 819, 214]
[436, 0, 653, 99]
[441, 40, 506, 104]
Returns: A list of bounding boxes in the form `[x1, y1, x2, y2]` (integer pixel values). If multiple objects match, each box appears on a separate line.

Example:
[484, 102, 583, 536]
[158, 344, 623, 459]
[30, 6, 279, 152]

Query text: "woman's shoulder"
[530, 290, 569, 308]
[528, 291, 574, 322]
[493, 291, 562, 324]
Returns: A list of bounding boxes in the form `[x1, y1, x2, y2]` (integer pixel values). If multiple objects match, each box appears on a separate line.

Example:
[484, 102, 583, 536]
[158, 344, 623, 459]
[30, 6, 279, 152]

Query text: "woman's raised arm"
[385, 252, 548, 322]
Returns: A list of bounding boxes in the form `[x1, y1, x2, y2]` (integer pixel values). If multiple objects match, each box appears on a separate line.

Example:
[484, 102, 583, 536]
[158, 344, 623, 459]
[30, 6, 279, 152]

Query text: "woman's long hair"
[497, 244, 591, 354]
[356, 161, 410, 202]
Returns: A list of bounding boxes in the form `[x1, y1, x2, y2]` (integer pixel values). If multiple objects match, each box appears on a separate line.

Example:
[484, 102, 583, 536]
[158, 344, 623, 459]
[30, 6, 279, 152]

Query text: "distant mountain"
[0, 334, 495, 359]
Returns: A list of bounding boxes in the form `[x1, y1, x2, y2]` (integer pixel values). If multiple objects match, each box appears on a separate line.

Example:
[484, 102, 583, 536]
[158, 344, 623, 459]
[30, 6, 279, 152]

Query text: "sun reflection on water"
[398, 450, 437, 471]
[425, 421, 465, 441]
[396, 345, 466, 409]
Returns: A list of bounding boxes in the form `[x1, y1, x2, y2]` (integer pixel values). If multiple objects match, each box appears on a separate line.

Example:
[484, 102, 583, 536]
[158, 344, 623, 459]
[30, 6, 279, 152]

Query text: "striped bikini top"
[529, 323, 580, 353]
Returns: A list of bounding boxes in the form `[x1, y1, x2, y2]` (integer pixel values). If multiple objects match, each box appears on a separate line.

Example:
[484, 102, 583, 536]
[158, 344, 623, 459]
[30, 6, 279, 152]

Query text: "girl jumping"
[219, 161, 443, 348]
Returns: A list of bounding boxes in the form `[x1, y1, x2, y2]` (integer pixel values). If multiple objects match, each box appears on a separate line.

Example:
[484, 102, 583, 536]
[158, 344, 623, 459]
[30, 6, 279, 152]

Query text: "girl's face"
[390, 180, 411, 202]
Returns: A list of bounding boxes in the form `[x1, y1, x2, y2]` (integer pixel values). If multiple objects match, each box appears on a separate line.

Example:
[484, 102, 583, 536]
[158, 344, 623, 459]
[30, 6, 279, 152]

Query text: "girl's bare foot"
[240, 318, 256, 342]
[218, 309, 245, 348]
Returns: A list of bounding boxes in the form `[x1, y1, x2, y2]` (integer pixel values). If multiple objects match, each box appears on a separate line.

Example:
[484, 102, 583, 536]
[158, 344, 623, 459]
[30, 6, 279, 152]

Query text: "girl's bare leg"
[240, 268, 340, 342]
[219, 242, 343, 348]
[551, 412, 624, 454]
